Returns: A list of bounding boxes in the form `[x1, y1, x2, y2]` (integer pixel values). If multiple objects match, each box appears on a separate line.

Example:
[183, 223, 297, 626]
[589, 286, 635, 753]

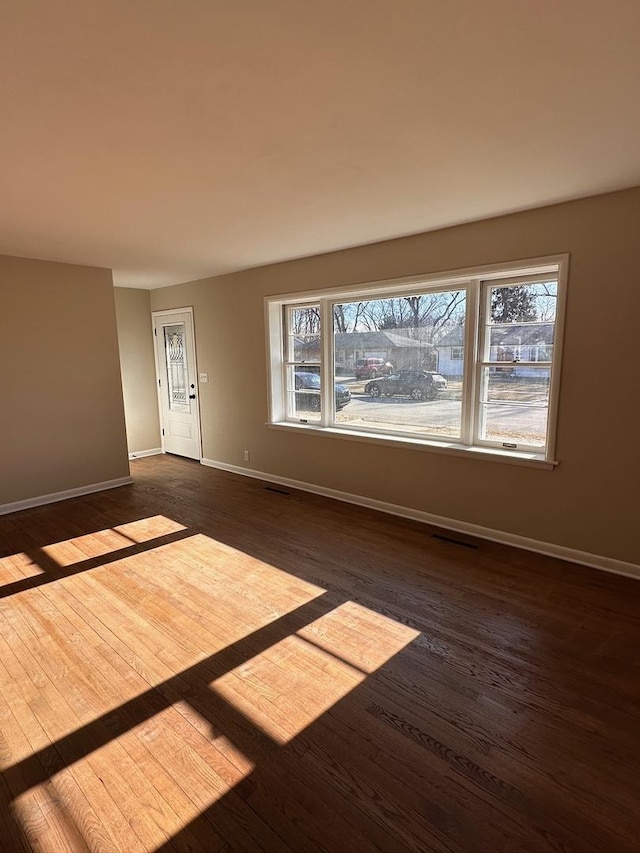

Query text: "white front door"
[153, 308, 202, 460]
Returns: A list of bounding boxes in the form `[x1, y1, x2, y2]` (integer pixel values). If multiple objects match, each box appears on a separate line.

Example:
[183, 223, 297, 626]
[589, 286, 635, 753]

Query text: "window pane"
[482, 367, 550, 403]
[487, 281, 557, 363]
[288, 306, 320, 365]
[288, 366, 322, 422]
[286, 306, 322, 422]
[332, 291, 466, 438]
[478, 367, 550, 447]
[489, 281, 557, 325]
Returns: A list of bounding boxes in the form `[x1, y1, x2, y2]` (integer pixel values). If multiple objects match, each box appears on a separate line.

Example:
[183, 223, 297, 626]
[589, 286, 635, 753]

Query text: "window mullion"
[461, 282, 478, 445]
[320, 299, 333, 426]
[473, 281, 493, 446]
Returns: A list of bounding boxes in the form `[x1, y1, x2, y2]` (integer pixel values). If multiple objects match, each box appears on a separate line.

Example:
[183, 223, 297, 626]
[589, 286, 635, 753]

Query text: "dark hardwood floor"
[1, 454, 639, 852]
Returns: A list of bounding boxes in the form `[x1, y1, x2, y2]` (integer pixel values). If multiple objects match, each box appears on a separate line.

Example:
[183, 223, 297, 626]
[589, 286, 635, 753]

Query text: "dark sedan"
[365, 370, 447, 400]
[294, 372, 351, 411]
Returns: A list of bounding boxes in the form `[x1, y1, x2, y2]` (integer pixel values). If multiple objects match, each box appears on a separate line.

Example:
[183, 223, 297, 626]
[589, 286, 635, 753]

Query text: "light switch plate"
[199, 372, 209, 383]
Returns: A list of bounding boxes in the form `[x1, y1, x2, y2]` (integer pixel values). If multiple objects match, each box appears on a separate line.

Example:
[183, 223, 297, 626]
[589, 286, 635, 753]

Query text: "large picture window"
[266, 256, 567, 465]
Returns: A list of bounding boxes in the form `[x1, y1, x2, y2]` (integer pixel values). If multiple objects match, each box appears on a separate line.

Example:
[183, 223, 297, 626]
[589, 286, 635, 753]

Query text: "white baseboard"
[0, 476, 134, 517]
[128, 448, 163, 460]
[201, 458, 640, 581]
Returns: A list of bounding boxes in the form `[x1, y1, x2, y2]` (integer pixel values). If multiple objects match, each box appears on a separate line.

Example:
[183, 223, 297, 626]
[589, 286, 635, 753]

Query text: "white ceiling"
[1, 1, 639, 288]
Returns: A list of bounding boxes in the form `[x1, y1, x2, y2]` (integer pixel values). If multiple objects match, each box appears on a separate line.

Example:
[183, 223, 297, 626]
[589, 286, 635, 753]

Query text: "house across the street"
[436, 322, 555, 378]
[297, 330, 437, 373]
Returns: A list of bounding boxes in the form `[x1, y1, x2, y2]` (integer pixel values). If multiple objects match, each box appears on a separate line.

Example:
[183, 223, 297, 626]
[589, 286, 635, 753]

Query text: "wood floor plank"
[1, 454, 639, 852]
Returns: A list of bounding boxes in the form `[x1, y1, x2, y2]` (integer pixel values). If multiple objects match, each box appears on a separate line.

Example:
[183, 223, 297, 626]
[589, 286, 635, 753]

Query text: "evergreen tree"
[491, 286, 537, 322]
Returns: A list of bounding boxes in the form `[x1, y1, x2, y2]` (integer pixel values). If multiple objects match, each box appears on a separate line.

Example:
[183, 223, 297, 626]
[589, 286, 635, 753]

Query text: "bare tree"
[291, 307, 320, 336]
[536, 283, 558, 322]
[373, 292, 465, 341]
[334, 302, 372, 333]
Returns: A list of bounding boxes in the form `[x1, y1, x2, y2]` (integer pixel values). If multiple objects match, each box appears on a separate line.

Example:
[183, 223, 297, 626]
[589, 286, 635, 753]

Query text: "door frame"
[152, 306, 203, 460]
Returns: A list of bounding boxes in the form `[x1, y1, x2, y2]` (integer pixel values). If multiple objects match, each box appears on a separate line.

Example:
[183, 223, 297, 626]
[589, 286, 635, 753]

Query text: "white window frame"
[265, 254, 568, 468]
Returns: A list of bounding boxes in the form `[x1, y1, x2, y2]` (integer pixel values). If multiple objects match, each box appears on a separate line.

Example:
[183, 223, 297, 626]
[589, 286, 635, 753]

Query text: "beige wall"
[0, 254, 130, 505]
[150, 187, 640, 565]
[114, 287, 161, 455]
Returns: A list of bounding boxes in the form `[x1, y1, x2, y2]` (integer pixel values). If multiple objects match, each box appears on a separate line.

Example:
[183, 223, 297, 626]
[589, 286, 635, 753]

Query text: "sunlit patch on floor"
[7, 702, 255, 852]
[113, 516, 187, 543]
[0, 552, 45, 585]
[40, 516, 187, 567]
[298, 599, 421, 673]
[210, 601, 419, 743]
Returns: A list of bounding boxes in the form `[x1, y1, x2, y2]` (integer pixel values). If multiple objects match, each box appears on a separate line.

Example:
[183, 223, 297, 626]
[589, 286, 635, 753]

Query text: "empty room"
[1, 2, 639, 851]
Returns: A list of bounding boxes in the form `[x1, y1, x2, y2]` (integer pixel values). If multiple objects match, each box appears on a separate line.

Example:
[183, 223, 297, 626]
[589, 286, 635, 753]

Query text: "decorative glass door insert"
[163, 324, 189, 411]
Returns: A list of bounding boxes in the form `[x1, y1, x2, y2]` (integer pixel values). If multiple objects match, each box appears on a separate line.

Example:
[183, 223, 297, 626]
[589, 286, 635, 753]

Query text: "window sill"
[267, 421, 558, 470]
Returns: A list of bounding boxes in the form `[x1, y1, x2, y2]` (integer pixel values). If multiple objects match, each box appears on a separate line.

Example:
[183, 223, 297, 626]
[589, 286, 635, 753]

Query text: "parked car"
[355, 357, 393, 380]
[294, 372, 351, 411]
[365, 370, 447, 400]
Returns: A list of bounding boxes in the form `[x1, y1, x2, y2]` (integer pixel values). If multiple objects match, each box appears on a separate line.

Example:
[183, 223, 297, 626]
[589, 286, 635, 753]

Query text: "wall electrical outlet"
[243, 450, 250, 461]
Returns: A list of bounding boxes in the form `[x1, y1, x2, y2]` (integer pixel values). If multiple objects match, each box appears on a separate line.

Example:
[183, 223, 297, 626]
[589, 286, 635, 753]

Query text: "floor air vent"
[265, 485, 291, 496]
[432, 533, 478, 549]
